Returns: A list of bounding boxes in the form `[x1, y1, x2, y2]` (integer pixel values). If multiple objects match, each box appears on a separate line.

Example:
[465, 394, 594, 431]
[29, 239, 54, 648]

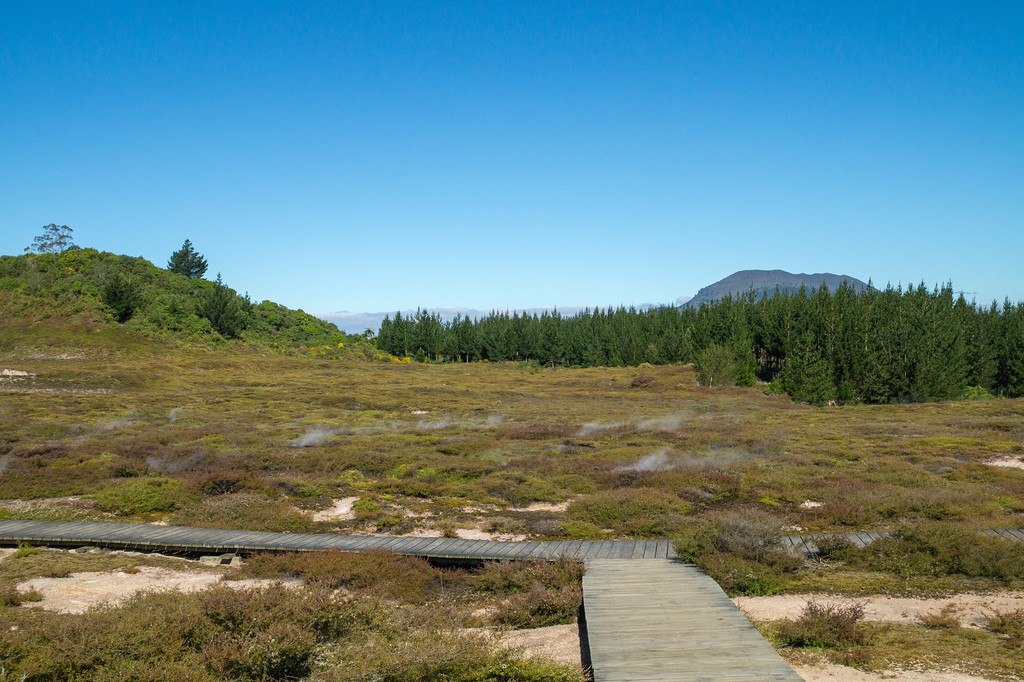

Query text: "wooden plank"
[442, 539, 476, 556]
[520, 541, 544, 558]
[537, 541, 567, 558]
[493, 541, 527, 558]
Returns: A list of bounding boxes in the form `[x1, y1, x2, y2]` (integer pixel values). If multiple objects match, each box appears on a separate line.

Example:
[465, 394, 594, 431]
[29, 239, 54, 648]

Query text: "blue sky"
[2, 2, 1022, 315]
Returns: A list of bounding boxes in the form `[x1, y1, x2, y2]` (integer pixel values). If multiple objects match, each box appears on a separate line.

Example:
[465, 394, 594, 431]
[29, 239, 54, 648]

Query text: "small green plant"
[920, 604, 961, 630]
[14, 543, 39, 558]
[986, 609, 1024, 640]
[813, 535, 857, 562]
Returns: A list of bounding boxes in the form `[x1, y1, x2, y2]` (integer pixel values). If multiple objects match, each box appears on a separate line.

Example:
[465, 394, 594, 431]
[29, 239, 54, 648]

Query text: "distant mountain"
[315, 304, 668, 334]
[683, 269, 869, 308]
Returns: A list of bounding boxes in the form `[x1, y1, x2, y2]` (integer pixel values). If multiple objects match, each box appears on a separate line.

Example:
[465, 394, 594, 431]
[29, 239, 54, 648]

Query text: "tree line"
[376, 282, 1024, 403]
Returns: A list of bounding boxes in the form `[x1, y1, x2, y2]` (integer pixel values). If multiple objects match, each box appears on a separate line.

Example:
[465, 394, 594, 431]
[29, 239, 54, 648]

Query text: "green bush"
[94, 477, 184, 516]
[696, 552, 785, 596]
[672, 512, 804, 596]
[775, 600, 870, 648]
[813, 535, 857, 562]
[694, 344, 739, 387]
[858, 524, 1024, 581]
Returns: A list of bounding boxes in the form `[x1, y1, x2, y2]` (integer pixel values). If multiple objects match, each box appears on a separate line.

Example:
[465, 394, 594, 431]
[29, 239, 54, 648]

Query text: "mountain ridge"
[683, 269, 869, 308]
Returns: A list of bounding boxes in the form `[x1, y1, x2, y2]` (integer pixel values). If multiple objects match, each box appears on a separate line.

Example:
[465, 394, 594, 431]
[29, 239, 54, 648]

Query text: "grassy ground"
[2, 324, 1023, 540]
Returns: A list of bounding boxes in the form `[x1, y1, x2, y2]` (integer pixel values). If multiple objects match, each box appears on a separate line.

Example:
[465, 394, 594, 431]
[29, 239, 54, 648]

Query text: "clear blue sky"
[2, 2, 1022, 313]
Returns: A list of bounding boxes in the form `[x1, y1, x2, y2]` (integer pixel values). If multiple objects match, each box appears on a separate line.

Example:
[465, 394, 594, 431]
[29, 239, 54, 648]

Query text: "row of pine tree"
[376, 283, 1024, 403]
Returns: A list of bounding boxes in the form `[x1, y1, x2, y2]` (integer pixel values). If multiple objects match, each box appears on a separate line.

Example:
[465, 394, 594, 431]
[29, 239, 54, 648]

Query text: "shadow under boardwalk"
[582, 559, 803, 682]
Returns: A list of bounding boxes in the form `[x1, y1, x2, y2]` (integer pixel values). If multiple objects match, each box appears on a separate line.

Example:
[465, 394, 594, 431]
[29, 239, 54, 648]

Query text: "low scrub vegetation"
[674, 512, 805, 596]
[0, 582, 586, 681]
[0, 549, 587, 681]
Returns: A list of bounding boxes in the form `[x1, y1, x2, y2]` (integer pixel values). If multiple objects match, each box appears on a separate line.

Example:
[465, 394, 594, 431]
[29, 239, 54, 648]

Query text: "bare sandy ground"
[17, 567, 290, 614]
[984, 455, 1024, 470]
[498, 624, 581, 666]
[793, 660, 998, 682]
[311, 496, 360, 521]
[735, 592, 1024, 629]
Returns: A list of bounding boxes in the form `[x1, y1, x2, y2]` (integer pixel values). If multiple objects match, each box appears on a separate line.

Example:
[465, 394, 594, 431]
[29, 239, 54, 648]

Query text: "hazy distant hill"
[316, 304, 668, 334]
[683, 269, 869, 308]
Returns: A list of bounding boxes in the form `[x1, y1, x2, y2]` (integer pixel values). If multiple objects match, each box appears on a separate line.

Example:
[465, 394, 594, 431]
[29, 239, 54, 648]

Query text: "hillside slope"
[0, 247, 366, 355]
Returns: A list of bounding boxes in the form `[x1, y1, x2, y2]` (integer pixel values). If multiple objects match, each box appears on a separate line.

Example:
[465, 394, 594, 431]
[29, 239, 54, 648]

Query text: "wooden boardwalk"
[4, 520, 1018, 560]
[0, 519, 674, 561]
[782, 528, 1024, 555]
[583, 559, 803, 681]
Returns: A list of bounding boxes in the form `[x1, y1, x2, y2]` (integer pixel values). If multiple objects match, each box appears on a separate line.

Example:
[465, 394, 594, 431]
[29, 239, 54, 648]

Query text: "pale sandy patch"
[793, 658, 998, 682]
[518, 501, 571, 513]
[983, 455, 1024, 470]
[466, 624, 582, 667]
[19, 567, 290, 614]
[500, 624, 581, 666]
[457, 528, 527, 542]
[0, 548, 15, 563]
[735, 592, 1024, 629]
[312, 496, 360, 522]
[0, 369, 34, 377]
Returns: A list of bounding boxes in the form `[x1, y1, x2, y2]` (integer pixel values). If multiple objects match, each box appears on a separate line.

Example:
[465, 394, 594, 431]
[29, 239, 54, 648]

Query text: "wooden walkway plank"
[582, 559, 802, 682]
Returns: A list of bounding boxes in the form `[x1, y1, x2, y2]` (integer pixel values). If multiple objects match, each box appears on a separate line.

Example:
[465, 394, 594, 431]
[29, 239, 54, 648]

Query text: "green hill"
[0, 246, 367, 356]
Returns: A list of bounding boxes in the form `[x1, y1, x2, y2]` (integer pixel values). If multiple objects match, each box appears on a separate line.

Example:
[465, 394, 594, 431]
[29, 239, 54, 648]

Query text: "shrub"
[986, 609, 1024, 640]
[673, 512, 803, 596]
[710, 511, 787, 561]
[557, 520, 601, 539]
[775, 601, 870, 649]
[919, 605, 961, 630]
[94, 477, 184, 516]
[694, 344, 738, 387]
[476, 557, 584, 628]
[493, 583, 582, 628]
[0, 582, 36, 607]
[170, 493, 313, 533]
[242, 549, 440, 603]
[813, 535, 857, 562]
[567, 488, 690, 529]
[14, 543, 39, 558]
[858, 524, 1024, 581]
[697, 552, 785, 596]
